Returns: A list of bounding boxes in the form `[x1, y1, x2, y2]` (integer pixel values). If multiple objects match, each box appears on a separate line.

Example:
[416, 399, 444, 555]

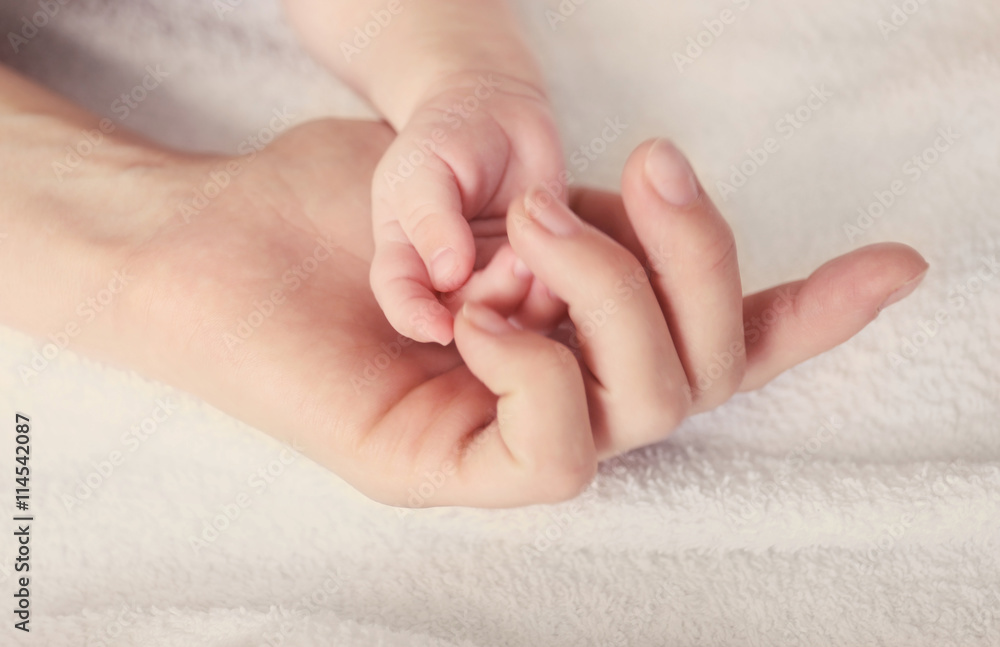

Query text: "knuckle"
[703, 236, 738, 277]
[693, 220, 738, 275]
[403, 202, 444, 243]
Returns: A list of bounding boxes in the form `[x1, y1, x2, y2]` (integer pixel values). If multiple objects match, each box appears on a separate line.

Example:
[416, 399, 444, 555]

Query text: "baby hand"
[369, 71, 565, 346]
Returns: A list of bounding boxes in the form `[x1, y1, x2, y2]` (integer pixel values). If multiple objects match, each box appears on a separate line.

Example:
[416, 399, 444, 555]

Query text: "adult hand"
[3, 93, 926, 507]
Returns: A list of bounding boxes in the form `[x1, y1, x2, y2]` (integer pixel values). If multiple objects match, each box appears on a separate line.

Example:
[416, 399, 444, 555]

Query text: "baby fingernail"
[462, 302, 514, 335]
[523, 187, 581, 236]
[427, 321, 454, 346]
[644, 138, 699, 207]
[431, 247, 458, 287]
[409, 304, 453, 345]
[878, 265, 929, 312]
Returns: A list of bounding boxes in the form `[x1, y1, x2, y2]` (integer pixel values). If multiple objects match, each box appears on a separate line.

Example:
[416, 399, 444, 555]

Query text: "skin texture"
[0, 66, 928, 509]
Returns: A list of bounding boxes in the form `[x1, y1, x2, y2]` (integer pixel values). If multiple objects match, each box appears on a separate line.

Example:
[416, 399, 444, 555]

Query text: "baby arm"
[285, 0, 545, 129]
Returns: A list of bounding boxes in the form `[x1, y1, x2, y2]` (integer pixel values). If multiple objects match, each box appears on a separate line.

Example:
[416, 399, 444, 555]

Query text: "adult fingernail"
[523, 187, 581, 236]
[644, 138, 699, 207]
[878, 265, 929, 312]
[462, 302, 514, 335]
[431, 247, 458, 287]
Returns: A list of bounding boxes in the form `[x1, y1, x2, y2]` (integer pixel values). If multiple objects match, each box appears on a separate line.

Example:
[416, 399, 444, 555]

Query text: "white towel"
[1, 0, 998, 645]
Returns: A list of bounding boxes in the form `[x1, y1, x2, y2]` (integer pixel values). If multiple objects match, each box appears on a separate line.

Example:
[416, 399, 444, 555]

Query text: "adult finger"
[620, 139, 745, 412]
[739, 242, 929, 391]
[443, 302, 596, 506]
[507, 188, 690, 457]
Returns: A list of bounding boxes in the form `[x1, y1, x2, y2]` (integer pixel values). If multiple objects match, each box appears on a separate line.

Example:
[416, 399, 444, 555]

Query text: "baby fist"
[369, 72, 565, 345]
